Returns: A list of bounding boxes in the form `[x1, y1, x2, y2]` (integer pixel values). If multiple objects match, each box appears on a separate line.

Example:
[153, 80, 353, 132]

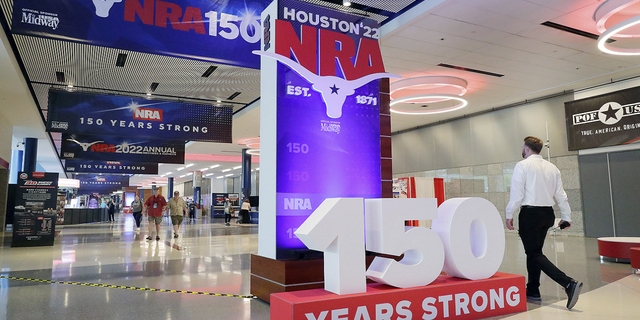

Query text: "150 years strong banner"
[47, 90, 232, 143]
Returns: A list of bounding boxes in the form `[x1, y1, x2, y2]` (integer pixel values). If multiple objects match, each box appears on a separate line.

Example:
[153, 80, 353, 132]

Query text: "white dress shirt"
[505, 154, 571, 221]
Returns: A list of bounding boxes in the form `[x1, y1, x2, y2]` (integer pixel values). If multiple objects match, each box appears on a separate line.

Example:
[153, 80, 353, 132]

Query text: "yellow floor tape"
[0, 275, 255, 299]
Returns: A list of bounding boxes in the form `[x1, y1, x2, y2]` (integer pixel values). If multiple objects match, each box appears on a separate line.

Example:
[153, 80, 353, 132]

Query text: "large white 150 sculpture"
[295, 197, 506, 295]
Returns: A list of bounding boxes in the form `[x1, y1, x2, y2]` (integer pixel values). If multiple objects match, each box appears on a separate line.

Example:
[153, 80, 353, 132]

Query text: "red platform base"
[271, 272, 526, 320]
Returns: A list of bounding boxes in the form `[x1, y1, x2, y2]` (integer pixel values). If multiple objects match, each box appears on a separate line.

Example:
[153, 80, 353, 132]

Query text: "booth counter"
[63, 208, 109, 225]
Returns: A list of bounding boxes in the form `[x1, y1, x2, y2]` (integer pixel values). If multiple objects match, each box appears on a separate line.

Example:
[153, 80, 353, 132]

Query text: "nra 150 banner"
[12, 0, 269, 69]
[64, 159, 158, 174]
[60, 133, 185, 164]
[46, 90, 232, 143]
[566, 86, 640, 150]
[75, 174, 130, 194]
[260, 0, 394, 259]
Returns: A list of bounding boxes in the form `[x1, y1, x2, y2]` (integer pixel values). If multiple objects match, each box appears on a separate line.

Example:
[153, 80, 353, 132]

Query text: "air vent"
[202, 66, 218, 77]
[437, 63, 504, 78]
[149, 82, 159, 92]
[116, 53, 128, 67]
[228, 92, 241, 100]
[541, 21, 615, 43]
[56, 71, 65, 82]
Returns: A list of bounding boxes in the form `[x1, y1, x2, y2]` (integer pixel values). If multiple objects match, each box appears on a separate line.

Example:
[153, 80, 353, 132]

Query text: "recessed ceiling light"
[233, 166, 242, 170]
[343, 0, 351, 6]
[216, 176, 224, 179]
[179, 174, 187, 178]
[185, 163, 194, 168]
[205, 173, 214, 177]
[225, 174, 233, 177]
[222, 169, 231, 172]
[202, 66, 217, 78]
[209, 164, 220, 169]
[116, 53, 128, 67]
[164, 172, 172, 176]
[177, 167, 185, 171]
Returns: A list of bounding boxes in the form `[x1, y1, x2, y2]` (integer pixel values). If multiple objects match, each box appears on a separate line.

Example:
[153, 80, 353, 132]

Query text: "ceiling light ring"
[390, 94, 468, 115]
[598, 14, 640, 55]
[594, 0, 640, 38]
[390, 76, 468, 98]
[246, 149, 260, 156]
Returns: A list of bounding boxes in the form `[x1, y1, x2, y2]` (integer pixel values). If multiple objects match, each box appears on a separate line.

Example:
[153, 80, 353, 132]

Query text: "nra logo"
[97, 177, 106, 182]
[91, 144, 116, 152]
[284, 198, 312, 210]
[33, 172, 45, 178]
[134, 108, 163, 121]
[106, 161, 122, 165]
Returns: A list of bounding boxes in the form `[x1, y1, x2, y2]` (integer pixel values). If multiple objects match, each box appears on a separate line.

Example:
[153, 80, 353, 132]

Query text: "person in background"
[240, 199, 251, 224]
[107, 199, 116, 222]
[100, 200, 107, 209]
[505, 136, 583, 309]
[224, 199, 233, 226]
[168, 191, 187, 238]
[131, 194, 143, 231]
[144, 188, 167, 241]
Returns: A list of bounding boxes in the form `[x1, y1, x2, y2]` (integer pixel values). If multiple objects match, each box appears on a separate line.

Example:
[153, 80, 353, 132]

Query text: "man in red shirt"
[144, 188, 167, 241]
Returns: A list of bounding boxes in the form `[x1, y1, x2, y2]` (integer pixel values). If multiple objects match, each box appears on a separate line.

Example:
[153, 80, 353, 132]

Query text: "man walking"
[506, 136, 583, 309]
[144, 188, 167, 241]
[168, 191, 187, 238]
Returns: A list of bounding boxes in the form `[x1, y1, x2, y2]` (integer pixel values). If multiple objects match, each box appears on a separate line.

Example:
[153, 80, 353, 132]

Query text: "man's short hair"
[524, 136, 543, 154]
[174, 191, 179, 194]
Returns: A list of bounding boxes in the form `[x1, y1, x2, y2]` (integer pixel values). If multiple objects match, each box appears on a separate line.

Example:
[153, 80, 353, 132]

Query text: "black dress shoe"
[526, 290, 541, 301]
[565, 280, 583, 310]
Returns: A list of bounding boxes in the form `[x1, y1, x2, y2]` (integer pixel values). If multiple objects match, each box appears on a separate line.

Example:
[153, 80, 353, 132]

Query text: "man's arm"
[554, 168, 572, 229]
[505, 163, 526, 230]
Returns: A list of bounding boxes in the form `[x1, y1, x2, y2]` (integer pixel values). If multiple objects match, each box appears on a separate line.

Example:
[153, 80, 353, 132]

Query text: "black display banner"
[60, 133, 185, 164]
[565, 86, 640, 150]
[46, 90, 232, 143]
[65, 160, 158, 175]
[75, 174, 130, 194]
[12, 172, 59, 247]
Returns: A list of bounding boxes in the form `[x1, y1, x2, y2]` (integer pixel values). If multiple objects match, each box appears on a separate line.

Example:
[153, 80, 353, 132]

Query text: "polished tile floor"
[0, 213, 637, 319]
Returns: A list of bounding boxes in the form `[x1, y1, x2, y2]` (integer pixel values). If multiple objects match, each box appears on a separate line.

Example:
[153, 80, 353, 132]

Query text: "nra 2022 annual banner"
[75, 174, 130, 194]
[64, 159, 158, 174]
[47, 90, 232, 142]
[268, 0, 384, 259]
[12, 0, 269, 69]
[565, 86, 640, 151]
[61, 133, 185, 164]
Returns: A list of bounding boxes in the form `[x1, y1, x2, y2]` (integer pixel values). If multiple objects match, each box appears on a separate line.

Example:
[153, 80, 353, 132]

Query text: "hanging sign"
[12, 172, 59, 247]
[75, 174, 130, 194]
[60, 133, 185, 164]
[46, 90, 232, 143]
[64, 159, 158, 174]
[11, 0, 270, 69]
[565, 86, 640, 150]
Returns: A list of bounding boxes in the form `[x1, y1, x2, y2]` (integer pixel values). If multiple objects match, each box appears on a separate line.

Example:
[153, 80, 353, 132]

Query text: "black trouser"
[518, 206, 572, 293]
[133, 211, 142, 227]
[109, 211, 115, 221]
[240, 209, 250, 223]
[225, 213, 231, 223]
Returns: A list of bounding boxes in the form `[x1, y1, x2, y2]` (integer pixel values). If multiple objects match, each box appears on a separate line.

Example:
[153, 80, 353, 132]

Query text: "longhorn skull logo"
[253, 51, 400, 119]
[92, 0, 122, 18]
[67, 138, 103, 151]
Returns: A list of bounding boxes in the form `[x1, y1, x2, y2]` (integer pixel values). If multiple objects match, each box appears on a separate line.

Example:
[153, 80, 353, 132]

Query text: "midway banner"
[46, 90, 232, 143]
[60, 133, 185, 164]
[64, 159, 158, 174]
[12, 0, 269, 69]
[565, 86, 640, 150]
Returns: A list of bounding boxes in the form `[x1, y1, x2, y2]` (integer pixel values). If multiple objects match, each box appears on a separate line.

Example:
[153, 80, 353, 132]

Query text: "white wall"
[392, 94, 577, 174]
[0, 112, 12, 164]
